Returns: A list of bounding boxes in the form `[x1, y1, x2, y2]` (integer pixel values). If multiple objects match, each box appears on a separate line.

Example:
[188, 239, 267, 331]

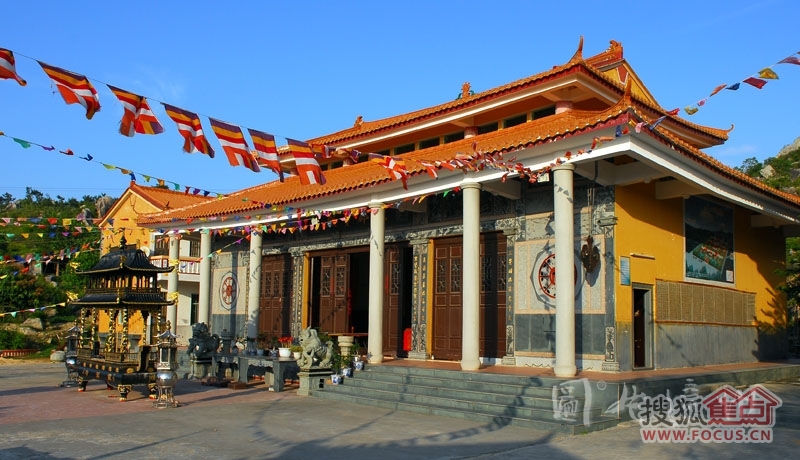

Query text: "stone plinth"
[337, 336, 355, 361]
[297, 368, 332, 396]
[189, 357, 213, 379]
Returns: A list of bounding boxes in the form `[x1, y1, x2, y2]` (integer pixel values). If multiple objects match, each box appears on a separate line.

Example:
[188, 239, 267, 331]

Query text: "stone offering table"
[236, 355, 299, 392]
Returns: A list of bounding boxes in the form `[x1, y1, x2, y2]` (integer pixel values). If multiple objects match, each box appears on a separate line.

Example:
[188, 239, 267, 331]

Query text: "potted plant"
[289, 344, 303, 360]
[340, 353, 353, 378]
[277, 336, 293, 358]
[256, 332, 270, 354]
[330, 351, 343, 384]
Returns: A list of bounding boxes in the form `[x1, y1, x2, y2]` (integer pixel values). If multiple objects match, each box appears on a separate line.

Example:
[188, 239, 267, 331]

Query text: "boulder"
[21, 317, 45, 331]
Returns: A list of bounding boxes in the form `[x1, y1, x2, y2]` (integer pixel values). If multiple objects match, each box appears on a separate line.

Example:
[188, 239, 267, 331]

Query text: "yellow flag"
[684, 106, 699, 115]
[758, 67, 779, 79]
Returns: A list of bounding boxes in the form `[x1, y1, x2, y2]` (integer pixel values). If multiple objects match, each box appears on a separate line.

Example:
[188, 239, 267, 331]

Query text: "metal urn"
[153, 329, 179, 408]
[61, 325, 81, 387]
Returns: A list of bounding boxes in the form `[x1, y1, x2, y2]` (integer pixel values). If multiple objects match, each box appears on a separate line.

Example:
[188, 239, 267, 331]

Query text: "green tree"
[0, 188, 111, 320]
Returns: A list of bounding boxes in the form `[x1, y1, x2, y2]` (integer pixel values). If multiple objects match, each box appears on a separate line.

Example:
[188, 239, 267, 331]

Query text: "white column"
[166, 233, 180, 333]
[246, 230, 263, 341]
[461, 181, 481, 371]
[553, 164, 577, 378]
[198, 230, 212, 326]
[367, 202, 385, 364]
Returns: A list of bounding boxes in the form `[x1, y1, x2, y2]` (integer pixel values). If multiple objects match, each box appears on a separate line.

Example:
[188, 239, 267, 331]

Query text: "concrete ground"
[1, 359, 798, 459]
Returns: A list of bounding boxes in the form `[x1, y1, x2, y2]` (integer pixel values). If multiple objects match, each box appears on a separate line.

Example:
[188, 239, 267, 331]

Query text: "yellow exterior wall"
[615, 182, 786, 327]
[615, 182, 684, 322]
[732, 207, 786, 326]
[100, 193, 158, 254]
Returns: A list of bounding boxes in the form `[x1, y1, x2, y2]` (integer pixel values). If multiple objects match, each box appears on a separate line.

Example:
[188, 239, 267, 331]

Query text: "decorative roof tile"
[136, 39, 799, 226]
[305, 41, 729, 148]
[128, 182, 213, 210]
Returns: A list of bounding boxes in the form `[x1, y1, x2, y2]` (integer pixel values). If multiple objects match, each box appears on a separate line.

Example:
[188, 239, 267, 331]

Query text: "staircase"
[310, 363, 620, 434]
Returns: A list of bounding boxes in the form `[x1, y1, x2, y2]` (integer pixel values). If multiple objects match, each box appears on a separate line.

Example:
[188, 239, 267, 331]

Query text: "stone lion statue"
[187, 322, 220, 361]
[296, 327, 334, 370]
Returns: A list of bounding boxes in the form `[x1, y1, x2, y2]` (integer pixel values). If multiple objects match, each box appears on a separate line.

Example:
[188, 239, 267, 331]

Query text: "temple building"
[134, 38, 799, 376]
[98, 181, 212, 341]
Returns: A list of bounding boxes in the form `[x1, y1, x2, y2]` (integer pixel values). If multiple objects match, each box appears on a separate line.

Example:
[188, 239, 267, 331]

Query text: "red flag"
[666, 108, 679, 116]
[0, 48, 26, 86]
[107, 85, 164, 136]
[162, 104, 215, 157]
[310, 143, 333, 159]
[420, 161, 439, 179]
[779, 56, 800, 65]
[709, 84, 727, 97]
[38, 61, 101, 119]
[209, 118, 260, 172]
[743, 77, 767, 89]
[371, 155, 409, 189]
[333, 147, 360, 164]
[248, 128, 284, 181]
[287, 138, 325, 185]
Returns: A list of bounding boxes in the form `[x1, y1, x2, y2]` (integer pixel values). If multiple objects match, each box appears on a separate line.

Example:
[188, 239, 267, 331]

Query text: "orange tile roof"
[135, 103, 640, 225]
[305, 40, 729, 148]
[128, 182, 213, 210]
[139, 92, 800, 226]
[641, 117, 800, 207]
[137, 40, 799, 226]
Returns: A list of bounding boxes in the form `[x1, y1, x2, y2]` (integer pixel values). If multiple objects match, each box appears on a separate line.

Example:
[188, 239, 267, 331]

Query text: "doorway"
[432, 233, 507, 361]
[307, 246, 412, 356]
[632, 285, 653, 369]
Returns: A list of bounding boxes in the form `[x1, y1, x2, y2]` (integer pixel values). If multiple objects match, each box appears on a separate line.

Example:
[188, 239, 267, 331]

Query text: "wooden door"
[382, 244, 412, 357]
[433, 233, 507, 361]
[258, 254, 291, 340]
[318, 254, 349, 334]
[433, 237, 463, 360]
[633, 287, 652, 369]
[479, 233, 507, 358]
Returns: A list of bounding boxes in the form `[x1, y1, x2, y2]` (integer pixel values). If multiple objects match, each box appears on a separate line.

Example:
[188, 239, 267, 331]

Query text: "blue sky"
[1, 0, 798, 201]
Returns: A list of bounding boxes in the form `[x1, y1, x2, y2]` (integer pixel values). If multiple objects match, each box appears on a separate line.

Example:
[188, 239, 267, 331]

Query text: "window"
[419, 137, 440, 149]
[478, 122, 498, 134]
[444, 131, 464, 143]
[154, 237, 168, 256]
[394, 143, 415, 155]
[503, 114, 527, 128]
[375, 149, 390, 157]
[190, 294, 199, 325]
[533, 106, 556, 120]
[189, 240, 200, 258]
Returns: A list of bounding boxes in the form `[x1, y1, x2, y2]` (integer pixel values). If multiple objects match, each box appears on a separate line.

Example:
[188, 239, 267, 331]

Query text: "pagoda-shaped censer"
[68, 236, 175, 402]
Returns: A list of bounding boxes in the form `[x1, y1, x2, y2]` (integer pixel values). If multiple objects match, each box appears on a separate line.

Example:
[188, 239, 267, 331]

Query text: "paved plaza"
[1, 360, 798, 459]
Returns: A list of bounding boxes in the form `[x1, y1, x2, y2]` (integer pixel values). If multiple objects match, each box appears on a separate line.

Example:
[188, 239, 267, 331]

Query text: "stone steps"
[311, 364, 619, 434]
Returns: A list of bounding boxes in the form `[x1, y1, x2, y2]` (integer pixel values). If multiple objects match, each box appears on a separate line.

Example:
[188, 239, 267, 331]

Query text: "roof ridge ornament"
[568, 36, 585, 64]
[622, 75, 633, 107]
[457, 81, 474, 100]
[353, 115, 363, 128]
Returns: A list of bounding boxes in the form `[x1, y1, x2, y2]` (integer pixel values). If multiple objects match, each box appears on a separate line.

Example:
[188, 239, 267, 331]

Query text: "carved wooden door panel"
[432, 237, 462, 360]
[479, 232, 507, 358]
[318, 253, 349, 334]
[382, 244, 410, 356]
[258, 254, 291, 340]
[432, 233, 507, 361]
